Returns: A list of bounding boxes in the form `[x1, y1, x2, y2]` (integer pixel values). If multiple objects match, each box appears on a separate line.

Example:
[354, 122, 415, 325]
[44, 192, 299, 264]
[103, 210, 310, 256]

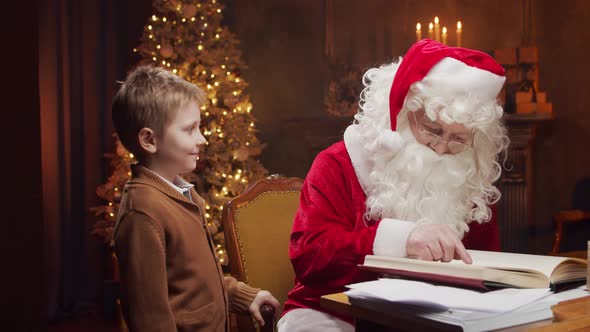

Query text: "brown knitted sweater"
[114, 164, 259, 332]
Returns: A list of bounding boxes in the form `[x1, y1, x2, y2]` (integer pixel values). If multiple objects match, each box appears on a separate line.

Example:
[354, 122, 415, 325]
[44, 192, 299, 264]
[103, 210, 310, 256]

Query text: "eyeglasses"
[412, 111, 474, 154]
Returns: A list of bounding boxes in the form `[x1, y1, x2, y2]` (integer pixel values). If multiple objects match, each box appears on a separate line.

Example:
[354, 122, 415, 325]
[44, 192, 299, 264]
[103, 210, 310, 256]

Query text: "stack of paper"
[346, 278, 552, 312]
[345, 279, 589, 331]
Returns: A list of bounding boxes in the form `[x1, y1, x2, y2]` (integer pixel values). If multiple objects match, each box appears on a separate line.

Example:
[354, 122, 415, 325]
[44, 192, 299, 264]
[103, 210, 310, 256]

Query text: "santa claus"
[277, 39, 510, 332]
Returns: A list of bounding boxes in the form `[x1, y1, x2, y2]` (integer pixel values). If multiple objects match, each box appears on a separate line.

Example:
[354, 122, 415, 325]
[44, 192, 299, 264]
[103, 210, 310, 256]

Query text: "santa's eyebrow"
[450, 132, 469, 140]
[422, 118, 440, 127]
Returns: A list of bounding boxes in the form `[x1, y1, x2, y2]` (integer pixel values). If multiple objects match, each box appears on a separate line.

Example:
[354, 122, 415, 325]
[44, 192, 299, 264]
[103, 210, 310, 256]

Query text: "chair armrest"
[260, 304, 275, 332]
[554, 210, 590, 224]
[550, 210, 590, 255]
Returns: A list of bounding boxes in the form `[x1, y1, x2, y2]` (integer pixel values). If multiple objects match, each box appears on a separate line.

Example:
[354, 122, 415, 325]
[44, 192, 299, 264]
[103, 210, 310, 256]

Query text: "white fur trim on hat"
[426, 57, 506, 101]
[377, 130, 404, 155]
[373, 218, 416, 257]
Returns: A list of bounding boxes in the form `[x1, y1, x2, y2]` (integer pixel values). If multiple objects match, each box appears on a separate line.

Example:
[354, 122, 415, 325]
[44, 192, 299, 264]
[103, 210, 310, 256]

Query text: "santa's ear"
[138, 128, 158, 154]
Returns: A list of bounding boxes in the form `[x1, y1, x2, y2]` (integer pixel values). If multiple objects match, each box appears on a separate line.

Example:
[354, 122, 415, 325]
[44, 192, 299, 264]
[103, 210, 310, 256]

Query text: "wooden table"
[320, 293, 590, 332]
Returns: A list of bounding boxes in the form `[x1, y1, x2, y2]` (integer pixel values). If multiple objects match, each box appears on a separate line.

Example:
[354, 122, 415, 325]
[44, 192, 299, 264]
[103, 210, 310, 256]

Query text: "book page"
[448, 250, 574, 278]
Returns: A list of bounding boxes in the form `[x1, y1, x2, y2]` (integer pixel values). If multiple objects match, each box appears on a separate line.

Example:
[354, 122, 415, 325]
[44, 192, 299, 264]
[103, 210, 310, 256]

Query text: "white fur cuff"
[373, 218, 416, 257]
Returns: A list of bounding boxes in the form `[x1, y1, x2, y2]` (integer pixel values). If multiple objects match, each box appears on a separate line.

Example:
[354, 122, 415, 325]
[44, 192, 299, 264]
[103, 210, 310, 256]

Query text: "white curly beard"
[364, 124, 478, 236]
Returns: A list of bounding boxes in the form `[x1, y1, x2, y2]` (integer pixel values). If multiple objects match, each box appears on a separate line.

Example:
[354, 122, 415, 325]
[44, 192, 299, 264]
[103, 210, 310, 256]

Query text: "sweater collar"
[128, 164, 206, 208]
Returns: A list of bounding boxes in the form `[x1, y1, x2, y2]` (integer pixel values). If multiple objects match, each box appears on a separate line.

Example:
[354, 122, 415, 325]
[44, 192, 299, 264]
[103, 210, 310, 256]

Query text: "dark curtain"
[38, 0, 151, 320]
[3, 1, 44, 329]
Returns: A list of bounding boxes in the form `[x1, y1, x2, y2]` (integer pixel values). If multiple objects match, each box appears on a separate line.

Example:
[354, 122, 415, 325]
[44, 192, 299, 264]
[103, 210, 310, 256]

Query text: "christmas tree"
[91, 0, 267, 266]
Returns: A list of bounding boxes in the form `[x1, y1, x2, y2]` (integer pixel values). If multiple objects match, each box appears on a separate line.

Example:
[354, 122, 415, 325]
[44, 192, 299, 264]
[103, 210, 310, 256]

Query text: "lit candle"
[442, 26, 447, 45]
[428, 22, 434, 39]
[416, 23, 422, 41]
[456, 21, 462, 47]
[434, 16, 440, 42]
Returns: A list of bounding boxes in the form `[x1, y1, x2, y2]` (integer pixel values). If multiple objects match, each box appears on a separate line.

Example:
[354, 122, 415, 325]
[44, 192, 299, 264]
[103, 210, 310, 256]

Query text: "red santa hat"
[380, 39, 506, 152]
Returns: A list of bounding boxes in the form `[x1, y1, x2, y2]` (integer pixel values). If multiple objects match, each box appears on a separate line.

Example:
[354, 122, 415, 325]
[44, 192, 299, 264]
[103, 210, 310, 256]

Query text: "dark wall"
[229, 0, 589, 254]
[533, 0, 590, 253]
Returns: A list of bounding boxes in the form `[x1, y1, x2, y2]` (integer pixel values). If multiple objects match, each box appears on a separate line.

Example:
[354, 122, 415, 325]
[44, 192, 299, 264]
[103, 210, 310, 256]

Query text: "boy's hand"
[248, 290, 280, 327]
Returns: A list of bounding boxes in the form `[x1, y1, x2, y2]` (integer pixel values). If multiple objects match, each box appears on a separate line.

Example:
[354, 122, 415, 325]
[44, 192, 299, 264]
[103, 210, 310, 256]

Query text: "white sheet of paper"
[346, 278, 552, 312]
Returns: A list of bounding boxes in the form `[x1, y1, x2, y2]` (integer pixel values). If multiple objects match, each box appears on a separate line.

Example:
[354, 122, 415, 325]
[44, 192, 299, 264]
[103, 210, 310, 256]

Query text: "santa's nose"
[430, 141, 450, 155]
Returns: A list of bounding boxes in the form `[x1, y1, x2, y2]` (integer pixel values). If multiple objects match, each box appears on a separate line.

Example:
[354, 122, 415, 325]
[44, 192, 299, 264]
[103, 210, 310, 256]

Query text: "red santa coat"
[282, 141, 500, 324]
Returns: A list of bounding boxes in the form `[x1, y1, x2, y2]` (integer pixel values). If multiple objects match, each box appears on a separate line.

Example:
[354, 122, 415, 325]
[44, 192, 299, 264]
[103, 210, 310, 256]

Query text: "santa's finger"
[453, 243, 472, 264]
[428, 243, 443, 261]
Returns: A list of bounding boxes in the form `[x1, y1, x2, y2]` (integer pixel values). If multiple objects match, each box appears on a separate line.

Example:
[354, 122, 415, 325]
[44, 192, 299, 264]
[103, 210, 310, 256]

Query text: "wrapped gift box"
[516, 90, 533, 104]
[518, 46, 539, 63]
[494, 48, 517, 66]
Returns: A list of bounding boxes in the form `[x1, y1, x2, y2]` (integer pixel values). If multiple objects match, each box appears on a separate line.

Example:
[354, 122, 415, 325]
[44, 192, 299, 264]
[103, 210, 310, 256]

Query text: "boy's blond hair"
[112, 65, 206, 161]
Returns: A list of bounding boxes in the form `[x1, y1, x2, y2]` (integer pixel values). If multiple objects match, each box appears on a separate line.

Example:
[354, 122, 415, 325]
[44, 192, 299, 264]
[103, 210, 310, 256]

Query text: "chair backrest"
[572, 177, 590, 211]
[549, 177, 590, 258]
[222, 175, 303, 331]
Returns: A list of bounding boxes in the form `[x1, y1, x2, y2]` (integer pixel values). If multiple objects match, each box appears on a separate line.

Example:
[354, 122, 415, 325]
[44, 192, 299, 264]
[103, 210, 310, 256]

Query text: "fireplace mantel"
[497, 112, 554, 252]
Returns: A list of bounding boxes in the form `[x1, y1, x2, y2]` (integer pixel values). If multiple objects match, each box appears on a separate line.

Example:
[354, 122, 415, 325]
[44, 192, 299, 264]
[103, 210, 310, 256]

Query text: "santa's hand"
[405, 224, 472, 264]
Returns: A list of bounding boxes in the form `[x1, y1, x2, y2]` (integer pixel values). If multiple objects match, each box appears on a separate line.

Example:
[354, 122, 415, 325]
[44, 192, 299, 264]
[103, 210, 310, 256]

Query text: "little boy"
[112, 65, 279, 332]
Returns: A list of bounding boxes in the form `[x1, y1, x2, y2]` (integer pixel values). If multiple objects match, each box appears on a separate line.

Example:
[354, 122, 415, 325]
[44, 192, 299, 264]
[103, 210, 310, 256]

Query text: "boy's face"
[154, 101, 206, 176]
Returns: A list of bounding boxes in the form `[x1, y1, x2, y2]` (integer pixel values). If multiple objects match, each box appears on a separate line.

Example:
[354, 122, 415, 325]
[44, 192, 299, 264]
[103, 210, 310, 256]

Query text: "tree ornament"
[234, 147, 250, 161]
[159, 44, 174, 58]
[182, 4, 197, 19]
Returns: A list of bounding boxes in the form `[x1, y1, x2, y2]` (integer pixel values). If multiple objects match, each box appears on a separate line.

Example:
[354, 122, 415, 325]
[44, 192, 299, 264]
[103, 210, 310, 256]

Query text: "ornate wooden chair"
[222, 175, 304, 332]
[549, 177, 590, 259]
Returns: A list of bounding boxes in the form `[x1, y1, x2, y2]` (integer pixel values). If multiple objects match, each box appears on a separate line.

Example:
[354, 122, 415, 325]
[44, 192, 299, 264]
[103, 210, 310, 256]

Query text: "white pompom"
[377, 130, 403, 154]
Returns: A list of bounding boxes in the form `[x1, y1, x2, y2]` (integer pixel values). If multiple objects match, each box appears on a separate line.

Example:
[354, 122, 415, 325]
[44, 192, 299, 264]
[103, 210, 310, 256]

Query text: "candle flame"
[457, 21, 462, 30]
[442, 27, 447, 34]
[429, 22, 433, 30]
[416, 23, 421, 31]
[434, 16, 439, 24]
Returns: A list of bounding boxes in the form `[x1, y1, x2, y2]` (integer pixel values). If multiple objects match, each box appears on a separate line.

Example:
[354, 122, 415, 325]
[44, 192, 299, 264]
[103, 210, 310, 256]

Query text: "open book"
[360, 250, 587, 291]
